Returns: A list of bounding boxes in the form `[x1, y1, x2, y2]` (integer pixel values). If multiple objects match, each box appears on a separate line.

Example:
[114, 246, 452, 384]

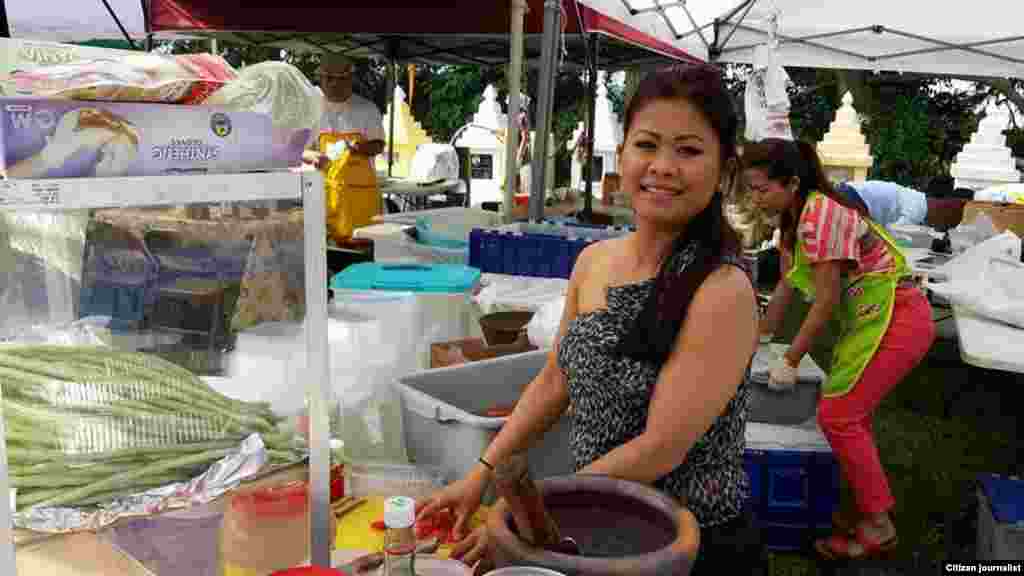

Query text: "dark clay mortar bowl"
[486, 474, 700, 576]
[479, 311, 535, 346]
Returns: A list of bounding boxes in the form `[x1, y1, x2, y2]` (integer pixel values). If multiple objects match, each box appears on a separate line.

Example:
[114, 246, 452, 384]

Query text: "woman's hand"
[416, 466, 489, 543]
[448, 523, 490, 567]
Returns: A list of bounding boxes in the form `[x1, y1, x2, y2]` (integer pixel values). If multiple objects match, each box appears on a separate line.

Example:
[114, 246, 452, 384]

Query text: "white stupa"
[379, 86, 432, 178]
[569, 72, 623, 198]
[816, 92, 873, 184]
[455, 85, 508, 205]
[951, 100, 1021, 191]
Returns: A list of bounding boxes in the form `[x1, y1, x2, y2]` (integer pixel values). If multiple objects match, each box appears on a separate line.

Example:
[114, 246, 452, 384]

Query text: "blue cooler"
[745, 421, 841, 552]
[977, 474, 1024, 560]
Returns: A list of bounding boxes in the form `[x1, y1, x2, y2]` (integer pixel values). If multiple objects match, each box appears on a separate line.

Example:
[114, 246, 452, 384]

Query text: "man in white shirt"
[303, 54, 386, 170]
[835, 180, 929, 228]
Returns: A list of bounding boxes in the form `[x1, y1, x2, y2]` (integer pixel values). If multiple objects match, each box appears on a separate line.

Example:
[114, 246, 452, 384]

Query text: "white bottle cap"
[383, 496, 416, 529]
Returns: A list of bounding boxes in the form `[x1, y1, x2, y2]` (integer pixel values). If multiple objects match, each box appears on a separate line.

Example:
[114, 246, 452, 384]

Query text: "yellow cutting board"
[334, 496, 489, 557]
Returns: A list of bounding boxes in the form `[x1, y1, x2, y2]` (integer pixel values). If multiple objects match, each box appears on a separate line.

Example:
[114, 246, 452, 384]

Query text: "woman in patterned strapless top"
[419, 65, 763, 573]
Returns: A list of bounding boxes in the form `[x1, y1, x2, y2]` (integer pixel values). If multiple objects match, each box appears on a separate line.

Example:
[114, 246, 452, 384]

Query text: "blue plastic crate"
[468, 221, 633, 279]
[744, 446, 840, 551]
[79, 242, 159, 323]
[79, 278, 150, 322]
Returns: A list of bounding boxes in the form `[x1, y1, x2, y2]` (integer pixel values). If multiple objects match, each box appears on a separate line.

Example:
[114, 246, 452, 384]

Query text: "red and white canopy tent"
[142, 0, 705, 220]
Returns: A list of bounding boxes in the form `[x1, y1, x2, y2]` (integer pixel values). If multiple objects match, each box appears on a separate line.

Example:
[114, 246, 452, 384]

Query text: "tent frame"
[621, 0, 1024, 72]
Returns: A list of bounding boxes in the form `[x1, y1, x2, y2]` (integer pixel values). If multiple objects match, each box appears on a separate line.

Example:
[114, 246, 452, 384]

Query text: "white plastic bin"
[394, 350, 572, 490]
[331, 263, 484, 368]
[748, 343, 825, 426]
[358, 208, 502, 265]
[374, 207, 501, 229]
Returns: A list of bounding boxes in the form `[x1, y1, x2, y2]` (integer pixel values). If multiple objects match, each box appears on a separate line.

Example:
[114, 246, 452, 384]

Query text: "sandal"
[815, 524, 898, 560]
[832, 509, 897, 535]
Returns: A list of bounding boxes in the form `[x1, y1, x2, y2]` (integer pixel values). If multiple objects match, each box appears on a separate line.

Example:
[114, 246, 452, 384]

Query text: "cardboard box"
[963, 201, 1024, 237]
[430, 335, 537, 368]
[0, 97, 298, 179]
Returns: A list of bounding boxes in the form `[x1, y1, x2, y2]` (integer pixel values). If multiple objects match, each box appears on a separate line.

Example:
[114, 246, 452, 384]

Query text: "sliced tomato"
[370, 519, 387, 531]
[440, 529, 459, 545]
[435, 510, 454, 530]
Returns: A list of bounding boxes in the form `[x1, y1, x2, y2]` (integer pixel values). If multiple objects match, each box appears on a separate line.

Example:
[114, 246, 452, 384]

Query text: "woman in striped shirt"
[743, 139, 935, 561]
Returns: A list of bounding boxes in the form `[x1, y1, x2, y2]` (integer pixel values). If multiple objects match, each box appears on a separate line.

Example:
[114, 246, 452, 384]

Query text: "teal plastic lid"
[330, 262, 481, 293]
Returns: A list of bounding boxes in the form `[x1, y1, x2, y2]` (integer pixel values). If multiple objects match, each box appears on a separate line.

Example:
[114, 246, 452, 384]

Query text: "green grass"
[764, 301, 1020, 574]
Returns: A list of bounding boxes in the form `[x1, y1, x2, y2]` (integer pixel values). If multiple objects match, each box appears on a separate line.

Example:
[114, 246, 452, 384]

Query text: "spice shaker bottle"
[383, 496, 417, 576]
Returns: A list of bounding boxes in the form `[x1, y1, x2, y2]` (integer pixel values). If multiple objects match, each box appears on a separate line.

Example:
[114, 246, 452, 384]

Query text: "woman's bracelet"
[478, 456, 495, 472]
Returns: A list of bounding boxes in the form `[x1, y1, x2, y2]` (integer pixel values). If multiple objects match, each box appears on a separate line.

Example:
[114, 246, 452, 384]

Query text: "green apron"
[786, 192, 911, 398]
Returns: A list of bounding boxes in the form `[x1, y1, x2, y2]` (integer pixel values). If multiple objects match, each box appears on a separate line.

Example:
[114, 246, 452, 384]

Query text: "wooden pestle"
[492, 452, 562, 550]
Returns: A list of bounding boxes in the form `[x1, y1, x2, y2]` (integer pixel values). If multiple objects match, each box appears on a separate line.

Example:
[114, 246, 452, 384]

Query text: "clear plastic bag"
[204, 61, 320, 167]
[12, 53, 237, 104]
[526, 295, 565, 349]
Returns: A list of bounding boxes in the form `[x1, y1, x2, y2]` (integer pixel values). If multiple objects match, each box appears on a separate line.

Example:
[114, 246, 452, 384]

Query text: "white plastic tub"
[394, 350, 572, 490]
[358, 208, 502, 265]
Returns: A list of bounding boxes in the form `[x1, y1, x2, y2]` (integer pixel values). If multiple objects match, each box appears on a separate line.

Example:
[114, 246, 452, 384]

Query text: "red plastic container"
[223, 481, 338, 574]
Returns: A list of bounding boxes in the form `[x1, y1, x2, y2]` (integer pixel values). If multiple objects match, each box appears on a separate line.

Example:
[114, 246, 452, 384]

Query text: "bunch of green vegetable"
[0, 345, 305, 511]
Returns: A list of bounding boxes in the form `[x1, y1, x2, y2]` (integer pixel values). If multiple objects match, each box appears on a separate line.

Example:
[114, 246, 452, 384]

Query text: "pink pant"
[818, 286, 936, 516]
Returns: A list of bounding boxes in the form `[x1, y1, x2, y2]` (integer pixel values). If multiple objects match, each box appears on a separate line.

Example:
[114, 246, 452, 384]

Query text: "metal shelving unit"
[0, 171, 334, 572]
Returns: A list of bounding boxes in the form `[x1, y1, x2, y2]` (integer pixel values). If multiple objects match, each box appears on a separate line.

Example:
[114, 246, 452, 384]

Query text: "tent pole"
[582, 33, 599, 222]
[387, 40, 397, 178]
[0, 0, 9, 38]
[140, 0, 153, 51]
[530, 0, 562, 222]
[505, 0, 527, 223]
[100, 0, 138, 49]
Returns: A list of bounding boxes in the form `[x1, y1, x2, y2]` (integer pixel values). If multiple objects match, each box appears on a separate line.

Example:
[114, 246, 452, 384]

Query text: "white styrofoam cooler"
[393, 349, 572, 488]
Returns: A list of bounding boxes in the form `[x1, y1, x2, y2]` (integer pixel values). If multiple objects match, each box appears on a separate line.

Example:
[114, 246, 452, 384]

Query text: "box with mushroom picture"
[0, 97, 291, 179]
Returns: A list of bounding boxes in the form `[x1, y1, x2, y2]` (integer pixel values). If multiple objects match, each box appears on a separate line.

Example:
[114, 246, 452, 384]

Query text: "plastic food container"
[222, 481, 337, 575]
[344, 461, 445, 500]
[330, 262, 482, 370]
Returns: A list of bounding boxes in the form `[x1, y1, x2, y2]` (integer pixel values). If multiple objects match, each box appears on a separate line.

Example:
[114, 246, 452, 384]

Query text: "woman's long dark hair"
[741, 138, 869, 252]
[615, 64, 743, 366]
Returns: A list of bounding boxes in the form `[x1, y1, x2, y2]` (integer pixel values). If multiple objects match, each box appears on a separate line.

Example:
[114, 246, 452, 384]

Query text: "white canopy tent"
[578, 0, 1024, 79]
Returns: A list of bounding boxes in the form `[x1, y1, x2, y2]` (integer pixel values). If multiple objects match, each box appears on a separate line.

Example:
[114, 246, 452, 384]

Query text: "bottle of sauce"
[383, 496, 417, 576]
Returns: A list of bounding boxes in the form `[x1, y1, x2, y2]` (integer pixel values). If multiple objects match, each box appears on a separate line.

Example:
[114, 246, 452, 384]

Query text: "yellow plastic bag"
[319, 131, 381, 244]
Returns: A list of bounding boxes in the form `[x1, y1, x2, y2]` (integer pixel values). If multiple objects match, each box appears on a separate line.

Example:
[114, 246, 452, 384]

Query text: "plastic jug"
[320, 131, 381, 245]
